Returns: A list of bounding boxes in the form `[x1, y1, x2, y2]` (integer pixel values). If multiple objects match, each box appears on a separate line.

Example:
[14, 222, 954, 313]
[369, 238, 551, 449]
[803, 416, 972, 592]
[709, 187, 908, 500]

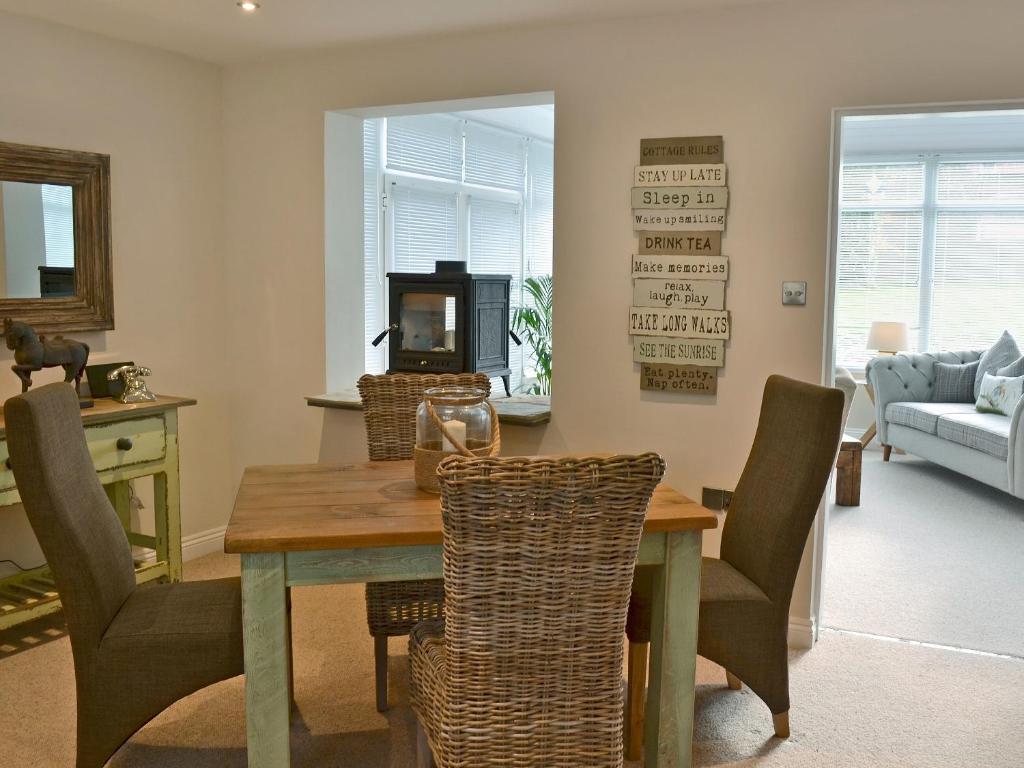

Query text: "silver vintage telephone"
[106, 365, 156, 404]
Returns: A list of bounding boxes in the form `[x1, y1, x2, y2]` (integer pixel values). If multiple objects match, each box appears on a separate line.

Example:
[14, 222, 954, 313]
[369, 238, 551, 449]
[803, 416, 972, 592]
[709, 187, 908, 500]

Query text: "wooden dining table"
[225, 459, 717, 768]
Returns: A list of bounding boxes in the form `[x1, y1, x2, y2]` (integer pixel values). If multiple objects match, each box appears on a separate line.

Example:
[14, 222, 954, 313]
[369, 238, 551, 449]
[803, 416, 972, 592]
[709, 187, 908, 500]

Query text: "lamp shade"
[866, 321, 909, 353]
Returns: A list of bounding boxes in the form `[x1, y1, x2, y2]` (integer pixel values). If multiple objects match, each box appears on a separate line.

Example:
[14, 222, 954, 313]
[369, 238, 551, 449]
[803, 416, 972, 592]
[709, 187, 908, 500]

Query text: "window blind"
[386, 114, 463, 180]
[465, 123, 526, 191]
[834, 163, 925, 370]
[363, 119, 384, 374]
[930, 161, 1024, 350]
[41, 184, 74, 268]
[391, 184, 458, 274]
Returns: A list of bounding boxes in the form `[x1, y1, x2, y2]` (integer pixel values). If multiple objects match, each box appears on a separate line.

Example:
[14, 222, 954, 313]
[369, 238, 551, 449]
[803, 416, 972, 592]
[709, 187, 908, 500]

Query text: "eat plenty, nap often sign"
[635, 164, 726, 186]
[634, 338, 725, 367]
[641, 364, 718, 394]
[631, 187, 728, 209]
[629, 308, 731, 339]
[632, 254, 728, 280]
[633, 278, 725, 310]
[632, 209, 726, 231]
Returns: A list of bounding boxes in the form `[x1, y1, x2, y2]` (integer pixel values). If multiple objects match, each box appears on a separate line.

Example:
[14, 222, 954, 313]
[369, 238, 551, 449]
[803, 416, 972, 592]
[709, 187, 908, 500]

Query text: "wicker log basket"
[414, 395, 500, 493]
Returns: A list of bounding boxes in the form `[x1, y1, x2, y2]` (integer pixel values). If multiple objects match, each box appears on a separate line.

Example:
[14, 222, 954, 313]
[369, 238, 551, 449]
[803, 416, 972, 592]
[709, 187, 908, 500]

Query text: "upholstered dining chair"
[356, 372, 491, 712]
[625, 375, 843, 752]
[4, 383, 244, 768]
[410, 453, 665, 768]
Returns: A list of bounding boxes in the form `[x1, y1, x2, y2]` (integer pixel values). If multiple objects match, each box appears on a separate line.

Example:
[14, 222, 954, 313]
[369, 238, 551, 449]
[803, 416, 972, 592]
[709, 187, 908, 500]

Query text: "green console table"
[0, 394, 196, 629]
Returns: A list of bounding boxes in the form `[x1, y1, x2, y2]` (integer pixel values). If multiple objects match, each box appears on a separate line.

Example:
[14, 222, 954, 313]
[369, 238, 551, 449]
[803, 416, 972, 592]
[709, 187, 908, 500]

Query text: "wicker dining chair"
[625, 376, 843, 752]
[410, 453, 666, 768]
[356, 372, 492, 712]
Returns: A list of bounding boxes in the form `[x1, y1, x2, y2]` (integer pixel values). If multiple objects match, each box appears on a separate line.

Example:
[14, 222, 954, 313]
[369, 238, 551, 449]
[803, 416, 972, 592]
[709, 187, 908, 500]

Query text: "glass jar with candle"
[414, 386, 499, 492]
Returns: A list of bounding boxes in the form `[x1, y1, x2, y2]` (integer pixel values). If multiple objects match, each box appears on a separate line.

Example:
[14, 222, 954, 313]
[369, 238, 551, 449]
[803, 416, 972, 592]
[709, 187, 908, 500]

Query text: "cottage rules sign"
[629, 136, 730, 392]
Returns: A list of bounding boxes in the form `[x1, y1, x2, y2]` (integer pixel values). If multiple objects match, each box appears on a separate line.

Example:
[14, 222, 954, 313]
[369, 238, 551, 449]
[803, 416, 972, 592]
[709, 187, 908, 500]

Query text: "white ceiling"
[0, 0, 777, 64]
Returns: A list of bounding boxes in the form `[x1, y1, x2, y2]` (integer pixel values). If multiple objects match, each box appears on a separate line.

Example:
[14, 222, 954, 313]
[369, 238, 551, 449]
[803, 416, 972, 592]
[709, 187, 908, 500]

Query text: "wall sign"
[633, 338, 725, 367]
[640, 136, 724, 165]
[631, 254, 728, 280]
[631, 187, 729, 209]
[629, 308, 730, 339]
[640, 364, 718, 394]
[633, 278, 726, 310]
[638, 231, 721, 255]
[634, 164, 726, 187]
[632, 210, 726, 231]
[631, 135, 730, 394]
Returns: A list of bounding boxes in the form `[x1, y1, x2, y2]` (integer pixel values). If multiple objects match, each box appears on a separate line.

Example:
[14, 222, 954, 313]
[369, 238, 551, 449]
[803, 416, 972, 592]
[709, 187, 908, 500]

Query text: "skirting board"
[788, 616, 815, 649]
[138, 525, 227, 564]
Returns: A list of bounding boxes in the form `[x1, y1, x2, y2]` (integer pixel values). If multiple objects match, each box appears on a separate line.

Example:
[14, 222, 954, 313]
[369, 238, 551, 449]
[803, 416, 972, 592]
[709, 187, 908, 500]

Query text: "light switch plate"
[782, 281, 807, 305]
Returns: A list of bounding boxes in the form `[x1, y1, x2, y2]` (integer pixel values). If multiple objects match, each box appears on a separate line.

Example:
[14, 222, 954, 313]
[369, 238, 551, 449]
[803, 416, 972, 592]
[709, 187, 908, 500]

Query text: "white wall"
[0, 12, 231, 571]
[221, 0, 1024, 634]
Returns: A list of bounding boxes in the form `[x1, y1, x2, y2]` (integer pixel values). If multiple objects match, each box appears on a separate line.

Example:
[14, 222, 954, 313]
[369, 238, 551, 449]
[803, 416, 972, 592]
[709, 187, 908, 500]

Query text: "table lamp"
[866, 321, 909, 355]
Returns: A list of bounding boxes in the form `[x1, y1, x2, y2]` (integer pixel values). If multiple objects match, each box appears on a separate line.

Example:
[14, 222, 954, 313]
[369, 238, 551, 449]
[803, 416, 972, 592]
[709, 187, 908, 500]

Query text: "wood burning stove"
[372, 261, 517, 396]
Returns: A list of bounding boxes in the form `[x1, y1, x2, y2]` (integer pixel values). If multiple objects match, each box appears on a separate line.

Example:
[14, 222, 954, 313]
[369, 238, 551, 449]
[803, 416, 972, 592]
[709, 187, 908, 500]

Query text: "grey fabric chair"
[625, 375, 843, 750]
[4, 384, 244, 768]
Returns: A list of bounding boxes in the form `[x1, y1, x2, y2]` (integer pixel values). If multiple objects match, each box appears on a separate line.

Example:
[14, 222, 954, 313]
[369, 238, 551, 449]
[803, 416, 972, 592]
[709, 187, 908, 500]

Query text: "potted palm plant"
[512, 275, 553, 395]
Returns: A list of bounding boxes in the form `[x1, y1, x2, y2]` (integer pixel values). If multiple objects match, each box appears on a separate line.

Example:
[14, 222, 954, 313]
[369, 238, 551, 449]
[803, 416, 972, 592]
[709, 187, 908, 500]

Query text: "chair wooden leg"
[374, 635, 389, 713]
[882, 444, 892, 462]
[773, 711, 790, 739]
[725, 670, 742, 690]
[624, 641, 648, 761]
[416, 719, 437, 768]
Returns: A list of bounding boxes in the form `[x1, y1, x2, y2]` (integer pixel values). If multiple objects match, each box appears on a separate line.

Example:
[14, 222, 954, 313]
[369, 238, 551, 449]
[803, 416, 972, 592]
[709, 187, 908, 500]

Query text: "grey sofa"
[866, 351, 1024, 499]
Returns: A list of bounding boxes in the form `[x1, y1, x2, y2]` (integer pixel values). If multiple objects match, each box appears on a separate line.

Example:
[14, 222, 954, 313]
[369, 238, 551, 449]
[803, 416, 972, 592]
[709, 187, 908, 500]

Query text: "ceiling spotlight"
[237, 1, 260, 11]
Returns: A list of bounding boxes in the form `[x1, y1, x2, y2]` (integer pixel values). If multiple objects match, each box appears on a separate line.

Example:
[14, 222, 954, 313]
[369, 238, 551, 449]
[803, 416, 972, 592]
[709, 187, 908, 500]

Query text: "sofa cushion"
[933, 361, 980, 403]
[975, 331, 1021, 399]
[885, 402, 979, 435]
[936, 412, 1012, 460]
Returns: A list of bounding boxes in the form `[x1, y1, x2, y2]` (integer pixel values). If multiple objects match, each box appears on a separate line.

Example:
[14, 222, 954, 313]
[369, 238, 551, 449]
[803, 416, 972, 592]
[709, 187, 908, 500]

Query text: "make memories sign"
[632, 254, 728, 280]
[633, 278, 725, 310]
[634, 338, 725, 367]
[632, 209, 726, 231]
[629, 308, 731, 339]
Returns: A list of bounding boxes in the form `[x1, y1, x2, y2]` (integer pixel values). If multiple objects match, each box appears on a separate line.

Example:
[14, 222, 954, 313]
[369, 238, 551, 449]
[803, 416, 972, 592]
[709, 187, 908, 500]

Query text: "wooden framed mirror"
[0, 142, 113, 333]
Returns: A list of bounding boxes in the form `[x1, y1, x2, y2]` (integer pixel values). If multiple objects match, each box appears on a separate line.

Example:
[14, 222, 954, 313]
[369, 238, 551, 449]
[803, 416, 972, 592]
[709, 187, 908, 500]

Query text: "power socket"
[701, 487, 733, 511]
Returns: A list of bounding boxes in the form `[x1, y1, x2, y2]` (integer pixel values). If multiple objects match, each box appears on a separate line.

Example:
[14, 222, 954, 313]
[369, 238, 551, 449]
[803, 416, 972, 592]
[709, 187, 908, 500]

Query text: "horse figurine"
[3, 318, 90, 395]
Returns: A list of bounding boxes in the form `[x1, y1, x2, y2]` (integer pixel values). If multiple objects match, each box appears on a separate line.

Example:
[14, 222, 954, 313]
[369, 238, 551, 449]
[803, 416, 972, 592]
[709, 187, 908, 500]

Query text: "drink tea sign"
[630, 135, 730, 393]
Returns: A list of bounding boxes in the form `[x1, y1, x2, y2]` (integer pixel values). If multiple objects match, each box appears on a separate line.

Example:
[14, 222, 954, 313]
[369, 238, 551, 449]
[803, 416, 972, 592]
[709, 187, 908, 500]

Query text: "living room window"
[834, 115, 1024, 372]
[362, 110, 553, 392]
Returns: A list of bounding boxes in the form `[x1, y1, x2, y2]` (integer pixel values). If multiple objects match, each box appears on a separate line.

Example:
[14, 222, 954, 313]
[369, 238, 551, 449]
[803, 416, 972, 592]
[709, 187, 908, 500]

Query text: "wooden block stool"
[835, 436, 862, 506]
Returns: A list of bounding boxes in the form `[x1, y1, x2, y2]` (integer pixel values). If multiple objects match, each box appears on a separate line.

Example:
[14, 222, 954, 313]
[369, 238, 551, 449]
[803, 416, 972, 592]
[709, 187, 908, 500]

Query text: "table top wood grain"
[225, 459, 717, 554]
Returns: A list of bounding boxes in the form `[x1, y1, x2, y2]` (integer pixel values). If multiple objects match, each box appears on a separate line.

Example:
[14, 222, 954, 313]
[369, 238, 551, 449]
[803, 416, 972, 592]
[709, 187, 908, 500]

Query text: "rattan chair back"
[356, 373, 492, 461]
[432, 453, 665, 767]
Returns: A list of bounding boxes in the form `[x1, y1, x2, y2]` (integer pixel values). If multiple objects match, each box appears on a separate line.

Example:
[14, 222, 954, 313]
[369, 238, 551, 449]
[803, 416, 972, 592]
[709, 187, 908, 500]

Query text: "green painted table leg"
[242, 552, 291, 768]
[644, 530, 702, 768]
[104, 481, 132, 531]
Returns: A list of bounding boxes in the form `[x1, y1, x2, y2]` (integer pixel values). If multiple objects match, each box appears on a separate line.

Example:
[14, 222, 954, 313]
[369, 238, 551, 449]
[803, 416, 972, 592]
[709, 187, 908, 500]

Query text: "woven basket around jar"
[414, 398, 500, 493]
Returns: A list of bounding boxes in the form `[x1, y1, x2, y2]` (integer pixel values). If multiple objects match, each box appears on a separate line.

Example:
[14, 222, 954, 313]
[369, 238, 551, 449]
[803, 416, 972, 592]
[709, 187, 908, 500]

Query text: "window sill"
[306, 389, 551, 427]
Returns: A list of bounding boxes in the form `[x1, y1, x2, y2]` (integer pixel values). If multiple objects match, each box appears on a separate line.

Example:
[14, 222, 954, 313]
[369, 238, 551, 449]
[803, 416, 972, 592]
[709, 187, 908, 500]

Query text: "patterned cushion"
[975, 331, 1021, 399]
[975, 373, 1024, 416]
[936, 412, 1012, 460]
[933, 361, 979, 403]
[996, 355, 1024, 378]
[885, 402, 978, 435]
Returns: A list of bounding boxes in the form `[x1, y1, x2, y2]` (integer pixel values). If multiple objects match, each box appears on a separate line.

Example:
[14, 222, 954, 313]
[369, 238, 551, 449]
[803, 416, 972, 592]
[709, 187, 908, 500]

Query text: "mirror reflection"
[0, 181, 76, 299]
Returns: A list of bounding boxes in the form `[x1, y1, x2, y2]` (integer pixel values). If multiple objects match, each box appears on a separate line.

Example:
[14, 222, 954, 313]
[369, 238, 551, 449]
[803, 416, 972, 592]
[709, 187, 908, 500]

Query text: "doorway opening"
[820, 103, 1024, 659]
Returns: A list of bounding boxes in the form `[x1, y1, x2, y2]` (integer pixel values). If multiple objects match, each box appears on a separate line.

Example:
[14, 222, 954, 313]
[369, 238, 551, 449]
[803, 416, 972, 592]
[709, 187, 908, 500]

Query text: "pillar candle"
[442, 419, 466, 453]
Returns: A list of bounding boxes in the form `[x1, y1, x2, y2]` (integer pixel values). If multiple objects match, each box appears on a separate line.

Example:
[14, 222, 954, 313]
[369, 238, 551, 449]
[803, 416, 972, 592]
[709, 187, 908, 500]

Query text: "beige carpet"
[1, 552, 1022, 767]
[825, 447, 1024, 658]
